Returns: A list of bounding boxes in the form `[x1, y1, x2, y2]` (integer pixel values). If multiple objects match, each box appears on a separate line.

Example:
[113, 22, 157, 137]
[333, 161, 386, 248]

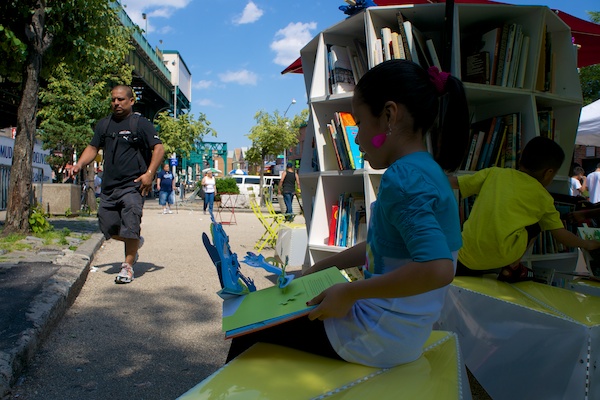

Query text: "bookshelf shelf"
[297, 4, 582, 268]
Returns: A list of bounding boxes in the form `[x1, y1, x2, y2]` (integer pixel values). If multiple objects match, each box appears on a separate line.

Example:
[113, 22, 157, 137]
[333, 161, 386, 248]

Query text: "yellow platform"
[438, 276, 600, 400]
[178, 331, 470, 399]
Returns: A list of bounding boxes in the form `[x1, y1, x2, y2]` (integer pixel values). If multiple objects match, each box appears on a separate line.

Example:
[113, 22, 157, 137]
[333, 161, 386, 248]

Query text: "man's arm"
[278, 172, 286, 194]
[135, 143, 165, 196]
[72, 145, 99, 174]
[295, 172, 301, 191]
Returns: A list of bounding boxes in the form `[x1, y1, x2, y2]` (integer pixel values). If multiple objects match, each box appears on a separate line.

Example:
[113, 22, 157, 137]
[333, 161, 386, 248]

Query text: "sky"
[119, 0, 598, 151]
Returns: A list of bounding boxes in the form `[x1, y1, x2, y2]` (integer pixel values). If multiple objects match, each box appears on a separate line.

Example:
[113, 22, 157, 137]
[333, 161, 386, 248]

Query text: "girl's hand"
[307, 283, 355, 321]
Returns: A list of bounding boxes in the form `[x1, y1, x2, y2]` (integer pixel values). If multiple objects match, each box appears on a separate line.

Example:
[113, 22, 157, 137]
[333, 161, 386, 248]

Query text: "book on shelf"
[475, 117, 497, 170]
[503, 113, 519, 169]
[410, 22, 433, 67]
[328, 204, 339, 246]
[402, 20, 420, 65]
[500, 23, 518, 87]
[327, 45, 355, 95]
[330, 192, 366, 247]
[469, 126, 487, 171]
[426, 39, 442, 69]
[381, 27, 394, 61]
[515, 36, 530, 89]
[462, 129, 479, 170]
[353, 38, 369, 75]
[337, 111, 364, 169]
[494, 23, 511, 86]
[535, 25, 548, 92]
[222, 267, 349, 339]
[396, 12, 412, 62]
[480, 27, 501, 84]
[538, 109, 554, 140]
[326, 122, 344, 170]
[391, 31, 403, 59]
[506, 25, 523, 87]
[463, 51, 490, 84]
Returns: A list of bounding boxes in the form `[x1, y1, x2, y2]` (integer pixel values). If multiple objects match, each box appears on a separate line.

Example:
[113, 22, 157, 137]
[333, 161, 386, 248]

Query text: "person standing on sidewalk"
[202, 170, 216, 214]
[157, 163, 175, 214]
[73, 85, 164, 284]
[278, 162, 301, 221]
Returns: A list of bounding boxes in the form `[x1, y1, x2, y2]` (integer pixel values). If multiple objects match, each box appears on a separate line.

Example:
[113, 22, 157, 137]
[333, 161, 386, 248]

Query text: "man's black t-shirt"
[91, 114, 162, 195]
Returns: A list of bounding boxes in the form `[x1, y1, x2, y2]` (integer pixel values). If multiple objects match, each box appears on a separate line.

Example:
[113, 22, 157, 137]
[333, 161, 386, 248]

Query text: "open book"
[222, 267, 348, 339]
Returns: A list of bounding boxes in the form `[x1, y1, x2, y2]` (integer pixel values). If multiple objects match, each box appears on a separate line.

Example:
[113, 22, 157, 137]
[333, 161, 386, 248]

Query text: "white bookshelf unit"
[297, 4, 582, 270]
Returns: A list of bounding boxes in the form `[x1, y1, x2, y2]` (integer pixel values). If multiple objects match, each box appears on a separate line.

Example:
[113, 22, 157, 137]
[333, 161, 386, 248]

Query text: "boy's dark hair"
[354, 59, 470, 171]
[519, 136, 565, 172]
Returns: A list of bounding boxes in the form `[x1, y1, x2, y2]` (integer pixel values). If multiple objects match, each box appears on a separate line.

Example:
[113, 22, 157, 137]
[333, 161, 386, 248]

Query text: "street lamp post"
[282, 99, 296, 168]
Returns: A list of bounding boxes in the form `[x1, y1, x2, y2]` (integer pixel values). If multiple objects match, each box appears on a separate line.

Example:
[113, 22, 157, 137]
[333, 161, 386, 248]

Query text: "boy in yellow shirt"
[448, 136, 600, 282]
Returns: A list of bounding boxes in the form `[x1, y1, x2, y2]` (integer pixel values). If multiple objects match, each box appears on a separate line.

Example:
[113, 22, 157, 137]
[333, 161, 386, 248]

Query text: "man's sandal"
[115, 263, 134, 284]
[497, 263, 534, 283]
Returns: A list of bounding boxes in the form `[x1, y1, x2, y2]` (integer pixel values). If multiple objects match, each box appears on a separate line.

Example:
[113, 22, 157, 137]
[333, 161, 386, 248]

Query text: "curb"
[0, 233, 105, 399]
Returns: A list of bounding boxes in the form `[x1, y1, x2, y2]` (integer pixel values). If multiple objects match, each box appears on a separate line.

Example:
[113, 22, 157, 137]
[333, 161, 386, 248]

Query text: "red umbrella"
[281, 1, 600, 74]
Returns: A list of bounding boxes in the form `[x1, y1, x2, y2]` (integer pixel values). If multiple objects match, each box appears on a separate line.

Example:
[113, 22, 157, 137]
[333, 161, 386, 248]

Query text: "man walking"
[73, 85, 165, 284]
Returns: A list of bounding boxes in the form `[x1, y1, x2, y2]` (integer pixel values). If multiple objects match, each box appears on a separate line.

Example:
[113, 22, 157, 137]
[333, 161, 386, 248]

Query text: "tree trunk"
[3, 2, 48, 235]
[85, 164, 98, 212]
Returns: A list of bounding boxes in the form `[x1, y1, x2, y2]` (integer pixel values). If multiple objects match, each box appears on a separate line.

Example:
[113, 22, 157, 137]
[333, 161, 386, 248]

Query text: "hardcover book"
[222, 267, 349, 339]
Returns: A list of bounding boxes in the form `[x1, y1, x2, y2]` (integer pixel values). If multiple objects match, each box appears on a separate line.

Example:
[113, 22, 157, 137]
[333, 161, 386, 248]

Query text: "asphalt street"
[6, 204, 302, 399]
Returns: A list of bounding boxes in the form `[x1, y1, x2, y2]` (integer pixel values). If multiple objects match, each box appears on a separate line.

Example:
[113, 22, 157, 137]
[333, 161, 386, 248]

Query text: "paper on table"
[222, 267, 348, 338]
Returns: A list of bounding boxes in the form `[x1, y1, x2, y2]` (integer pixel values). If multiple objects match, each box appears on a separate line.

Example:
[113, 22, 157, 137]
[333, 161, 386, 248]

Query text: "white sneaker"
[167, 209, 173, 214]
[163, 209, 168, 214]
[115, 263, 134, 284]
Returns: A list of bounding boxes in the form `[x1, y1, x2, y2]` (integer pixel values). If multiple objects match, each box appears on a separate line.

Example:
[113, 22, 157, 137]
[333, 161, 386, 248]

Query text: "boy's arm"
[550, 228, 600, 251]
[447, 175, 459, 190]
[303, 241, 367, 275]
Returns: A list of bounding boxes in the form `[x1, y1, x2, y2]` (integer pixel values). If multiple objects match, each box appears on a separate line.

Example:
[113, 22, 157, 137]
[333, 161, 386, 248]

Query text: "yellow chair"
[250, 199, 283, 252]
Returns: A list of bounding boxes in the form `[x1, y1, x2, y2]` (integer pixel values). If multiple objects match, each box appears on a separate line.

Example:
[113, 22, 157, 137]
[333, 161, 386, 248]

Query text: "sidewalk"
[0, 200, 300, 398]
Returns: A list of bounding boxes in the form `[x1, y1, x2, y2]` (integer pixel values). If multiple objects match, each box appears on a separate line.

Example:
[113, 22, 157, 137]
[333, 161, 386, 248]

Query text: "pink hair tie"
[428, 66, 450, 95]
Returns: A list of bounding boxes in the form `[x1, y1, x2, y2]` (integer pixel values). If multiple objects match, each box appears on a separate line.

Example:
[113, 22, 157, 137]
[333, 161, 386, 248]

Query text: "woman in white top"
[202, 171, 216, 214]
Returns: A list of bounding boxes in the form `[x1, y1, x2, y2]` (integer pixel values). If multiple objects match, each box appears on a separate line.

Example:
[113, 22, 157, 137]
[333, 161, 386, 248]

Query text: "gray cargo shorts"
[98, 186, 144, 240]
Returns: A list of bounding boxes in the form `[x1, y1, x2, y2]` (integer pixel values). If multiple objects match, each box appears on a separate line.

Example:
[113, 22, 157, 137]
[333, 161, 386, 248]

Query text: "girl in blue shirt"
[227, 60, 470, 367]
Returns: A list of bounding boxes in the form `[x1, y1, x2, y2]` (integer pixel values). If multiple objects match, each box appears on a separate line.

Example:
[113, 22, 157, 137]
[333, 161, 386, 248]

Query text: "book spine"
[396, 12, 412, 61]
[327, 123, 343, 171]
[495, 24, 510, 86]
[515, 36, 530, 89]
[381, 27, 393, 61]
[328, 204, 339, 246]
[470, 129, 487, 171]
[463, 130, 478, 170]
[501, 23, 517, 86]
[426, 39, 441, 69]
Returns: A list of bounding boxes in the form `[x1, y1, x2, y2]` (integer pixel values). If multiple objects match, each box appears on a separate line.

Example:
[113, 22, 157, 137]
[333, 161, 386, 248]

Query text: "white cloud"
[270, 22, 317, 66]
[233, 1, 264, 25]
[194, 80, 214, 90]
[197, 98, 220, 107]
[218, 70, 258, 86]
[121, 0, 191, 33]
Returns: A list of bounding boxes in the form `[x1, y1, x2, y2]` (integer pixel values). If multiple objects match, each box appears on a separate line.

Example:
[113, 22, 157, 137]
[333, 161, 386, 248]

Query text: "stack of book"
[373, 12, 441, 69]
[326, 111, 364, 171]
[461, 113, 521, 171]
[328, 192, 367, 247]
[463, 23, 530, 88]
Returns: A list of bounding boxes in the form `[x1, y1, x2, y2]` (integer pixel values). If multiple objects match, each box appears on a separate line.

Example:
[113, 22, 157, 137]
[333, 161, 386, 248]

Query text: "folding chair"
[264, 198, 287, 223]
[179, 186, 202, 212]
[250, 199, 283, 252]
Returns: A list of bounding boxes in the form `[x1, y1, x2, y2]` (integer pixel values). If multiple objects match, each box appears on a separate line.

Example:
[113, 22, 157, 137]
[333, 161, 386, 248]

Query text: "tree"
[0, 0, 128, 234]
[154, 111, 217, 160]
[579, 11, 600, 106]
[246, 109, 307, 205]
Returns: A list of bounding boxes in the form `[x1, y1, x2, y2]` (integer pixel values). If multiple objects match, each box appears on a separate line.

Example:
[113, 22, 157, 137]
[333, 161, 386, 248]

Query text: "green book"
[222, 267, 348, 339]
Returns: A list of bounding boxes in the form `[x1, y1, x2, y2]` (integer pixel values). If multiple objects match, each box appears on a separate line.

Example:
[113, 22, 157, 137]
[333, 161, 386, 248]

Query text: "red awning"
[554, 10, 600, 69]
[281, 1, 600, 74]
